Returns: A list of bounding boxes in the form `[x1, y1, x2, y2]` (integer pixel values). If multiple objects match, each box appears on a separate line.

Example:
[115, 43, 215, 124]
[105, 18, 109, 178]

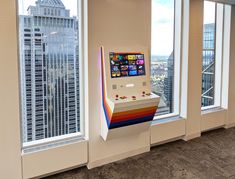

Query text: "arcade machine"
[100, 46, 160, 140]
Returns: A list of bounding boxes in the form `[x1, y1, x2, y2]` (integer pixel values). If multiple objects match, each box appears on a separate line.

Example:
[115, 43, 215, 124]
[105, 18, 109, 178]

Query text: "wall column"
[226, 5, 235, 128]
[181, 0, 204, 140]
[0, 0, 22, 179]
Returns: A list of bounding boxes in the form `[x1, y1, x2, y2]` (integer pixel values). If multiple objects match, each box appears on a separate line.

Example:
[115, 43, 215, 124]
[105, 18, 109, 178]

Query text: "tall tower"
[202, 23, 215, 107]
[19, 0, 80, 143]
[164, 52, 174, 114]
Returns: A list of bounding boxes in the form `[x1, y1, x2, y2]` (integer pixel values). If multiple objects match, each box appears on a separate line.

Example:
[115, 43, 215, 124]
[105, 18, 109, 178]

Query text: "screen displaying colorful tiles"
[109, 52, 146, 78]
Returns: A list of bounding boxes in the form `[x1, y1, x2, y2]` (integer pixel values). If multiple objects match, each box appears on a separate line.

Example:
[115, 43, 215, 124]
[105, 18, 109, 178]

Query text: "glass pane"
[202, 1, 216, 107]
[151, 0, 175, 116]
[18, 0, 80, 144]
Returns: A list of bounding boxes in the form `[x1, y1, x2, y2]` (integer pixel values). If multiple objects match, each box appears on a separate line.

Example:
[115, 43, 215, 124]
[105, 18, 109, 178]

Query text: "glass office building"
[19, 0, 80, 143]
[202, 23, 216, 107]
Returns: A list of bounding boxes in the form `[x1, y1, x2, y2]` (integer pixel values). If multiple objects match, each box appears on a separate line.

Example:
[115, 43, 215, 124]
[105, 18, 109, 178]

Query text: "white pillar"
[181, 0, 204, 140]
[226, 5, 235, 128]
[0, 0, 22, 179]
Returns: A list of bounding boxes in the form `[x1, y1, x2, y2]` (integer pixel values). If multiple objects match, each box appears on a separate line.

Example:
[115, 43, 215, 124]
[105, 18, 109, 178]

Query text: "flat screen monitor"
[109, 52, 146, 78]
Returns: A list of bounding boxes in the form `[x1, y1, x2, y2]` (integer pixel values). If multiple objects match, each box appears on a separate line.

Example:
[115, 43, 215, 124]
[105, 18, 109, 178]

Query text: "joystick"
[142, 91, 145, 97]
[115, 94, 119, 100]
[120, 96, 127, 100]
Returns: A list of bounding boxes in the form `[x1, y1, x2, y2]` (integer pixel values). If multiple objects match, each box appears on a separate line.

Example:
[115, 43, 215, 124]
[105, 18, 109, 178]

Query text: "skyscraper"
[164, 52, 174, 113]
[19, 0, 80, 143]
[202, 23, 215, 107]
[150, 53, 173, 116]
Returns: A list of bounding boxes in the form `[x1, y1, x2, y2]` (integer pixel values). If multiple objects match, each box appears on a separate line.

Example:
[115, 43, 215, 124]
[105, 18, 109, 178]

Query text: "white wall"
[227, 5, 235, 127]
[0, 1, 22, 179]
[22, 141, 88, 179]
[87, 0, 152, 168]
[181, 0, 203, 140]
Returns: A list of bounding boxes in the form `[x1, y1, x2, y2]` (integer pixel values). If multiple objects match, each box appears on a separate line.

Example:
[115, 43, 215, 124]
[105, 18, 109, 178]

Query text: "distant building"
[164, 52, 174, 114]
[151, 23, 215, 115]
[202, 23, 215, 107]
[19, 0, 80, 143]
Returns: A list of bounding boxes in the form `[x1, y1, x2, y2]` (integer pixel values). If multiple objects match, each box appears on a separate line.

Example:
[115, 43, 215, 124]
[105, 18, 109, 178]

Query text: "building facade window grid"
[18, 0, 80, 144]
[201, 2, 217, 107]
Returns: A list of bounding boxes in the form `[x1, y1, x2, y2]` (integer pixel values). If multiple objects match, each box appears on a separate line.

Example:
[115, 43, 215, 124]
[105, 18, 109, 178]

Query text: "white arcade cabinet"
[100, 46, 160, 140]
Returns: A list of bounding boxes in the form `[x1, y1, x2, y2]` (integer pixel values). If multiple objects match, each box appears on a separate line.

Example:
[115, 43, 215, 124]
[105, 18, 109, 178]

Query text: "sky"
[18, 0, 216, 57]
[151, 0, 175, 56]
[204, 1, 216, 24]
[18, 0, 78, 16]
[151, 0, 216, 56]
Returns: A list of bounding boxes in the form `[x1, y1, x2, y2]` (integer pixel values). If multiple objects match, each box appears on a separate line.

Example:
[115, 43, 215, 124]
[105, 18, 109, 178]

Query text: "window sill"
[201, 106, 225, 115]
[152, 114, 183, 126]
[22, 133, 86, 154]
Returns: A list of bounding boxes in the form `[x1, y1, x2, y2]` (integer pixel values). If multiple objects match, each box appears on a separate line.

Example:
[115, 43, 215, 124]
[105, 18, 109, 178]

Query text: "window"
[151, 0, 181, 118]
[202, 1, 224, 109]
[18, 0, 83, 148]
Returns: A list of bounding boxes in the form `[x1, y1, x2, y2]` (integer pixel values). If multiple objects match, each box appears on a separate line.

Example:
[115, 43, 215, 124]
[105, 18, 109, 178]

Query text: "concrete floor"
[44, 127, 235, 179]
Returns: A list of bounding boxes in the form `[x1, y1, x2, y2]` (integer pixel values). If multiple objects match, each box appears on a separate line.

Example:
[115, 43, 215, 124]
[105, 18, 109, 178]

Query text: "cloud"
[151, 0, 174, 56]
[204, 1, 216, 24]
[152, 0, 174, 24]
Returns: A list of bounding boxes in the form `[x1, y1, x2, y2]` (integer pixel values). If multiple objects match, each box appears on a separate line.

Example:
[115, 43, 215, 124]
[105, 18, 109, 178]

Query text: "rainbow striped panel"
[101, 47, 157, 129]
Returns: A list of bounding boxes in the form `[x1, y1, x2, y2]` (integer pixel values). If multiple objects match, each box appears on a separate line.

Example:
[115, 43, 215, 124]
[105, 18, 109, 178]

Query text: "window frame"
[201, 2, 224, 111]
[151, 0, 182, 120]
[18, 0, 87, 152]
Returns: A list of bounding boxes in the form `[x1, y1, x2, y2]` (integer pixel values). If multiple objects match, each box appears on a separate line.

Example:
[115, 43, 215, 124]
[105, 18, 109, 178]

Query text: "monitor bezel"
[109, 52, 146, 79]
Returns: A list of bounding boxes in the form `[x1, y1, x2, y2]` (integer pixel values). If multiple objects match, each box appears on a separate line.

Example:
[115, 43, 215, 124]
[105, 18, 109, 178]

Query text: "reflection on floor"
[44, 128, 235, 179]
